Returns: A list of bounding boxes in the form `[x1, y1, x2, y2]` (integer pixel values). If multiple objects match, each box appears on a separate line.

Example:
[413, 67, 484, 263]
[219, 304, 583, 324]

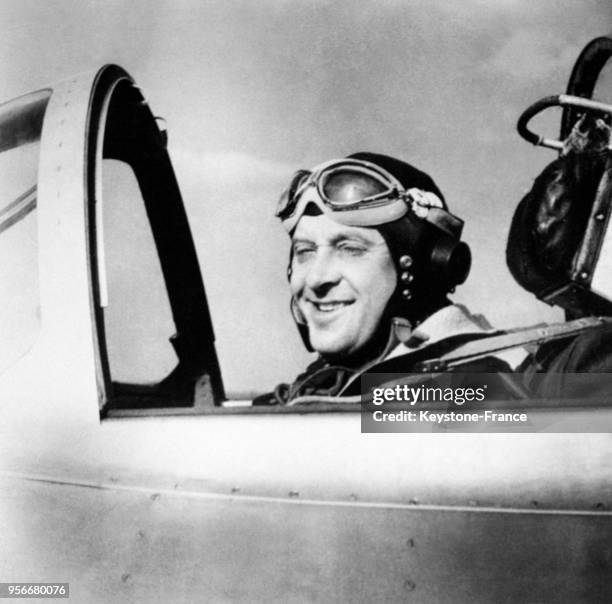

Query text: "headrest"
[506, 115, 612, 315]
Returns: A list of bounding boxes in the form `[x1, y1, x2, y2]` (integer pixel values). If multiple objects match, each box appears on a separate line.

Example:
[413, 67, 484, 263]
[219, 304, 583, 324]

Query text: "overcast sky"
[2, 1, 612, 392]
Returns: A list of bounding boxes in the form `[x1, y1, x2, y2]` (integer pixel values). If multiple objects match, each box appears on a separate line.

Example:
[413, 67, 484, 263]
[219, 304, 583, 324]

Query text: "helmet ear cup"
[378, 218, 471, 323]
[450, 241, 471, 286]
[429, 236, 472, 289]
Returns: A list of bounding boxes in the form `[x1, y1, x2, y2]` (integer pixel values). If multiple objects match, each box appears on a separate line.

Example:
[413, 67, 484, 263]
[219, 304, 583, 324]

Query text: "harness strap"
[286, 316, 611, 405]
[417, 316, 611, 371]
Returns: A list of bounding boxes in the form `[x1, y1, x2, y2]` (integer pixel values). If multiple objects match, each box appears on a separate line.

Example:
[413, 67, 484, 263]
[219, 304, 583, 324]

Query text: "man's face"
[290, 214, 396, 358]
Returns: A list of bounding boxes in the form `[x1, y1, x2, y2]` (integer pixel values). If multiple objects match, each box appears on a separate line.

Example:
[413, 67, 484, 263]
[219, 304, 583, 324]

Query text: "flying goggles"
[276, 158, 464, 238]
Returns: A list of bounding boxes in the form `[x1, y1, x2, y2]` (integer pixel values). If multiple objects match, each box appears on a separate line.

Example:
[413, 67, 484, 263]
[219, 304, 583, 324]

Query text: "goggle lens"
[321, 169, 389, 206]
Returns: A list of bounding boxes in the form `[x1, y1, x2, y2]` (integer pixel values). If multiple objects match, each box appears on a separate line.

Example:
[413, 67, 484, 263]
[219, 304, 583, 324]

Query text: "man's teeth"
[314, 301, 350, 312]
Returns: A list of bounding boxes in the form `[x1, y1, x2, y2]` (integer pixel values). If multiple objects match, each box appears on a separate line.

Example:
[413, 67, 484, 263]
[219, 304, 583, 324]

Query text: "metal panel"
[1, 475, 610, 604]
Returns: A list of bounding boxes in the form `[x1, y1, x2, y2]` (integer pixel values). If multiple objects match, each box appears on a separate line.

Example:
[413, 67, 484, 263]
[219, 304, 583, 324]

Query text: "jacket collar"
[386, 304, 528, 370]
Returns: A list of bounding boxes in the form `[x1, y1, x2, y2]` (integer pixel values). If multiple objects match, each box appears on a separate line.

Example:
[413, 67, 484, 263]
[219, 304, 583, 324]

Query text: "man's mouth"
[310, 300, 354, 312]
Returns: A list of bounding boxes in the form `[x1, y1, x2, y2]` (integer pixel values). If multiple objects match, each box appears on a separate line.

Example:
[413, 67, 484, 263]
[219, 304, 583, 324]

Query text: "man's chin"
[309, 334, 351, 358]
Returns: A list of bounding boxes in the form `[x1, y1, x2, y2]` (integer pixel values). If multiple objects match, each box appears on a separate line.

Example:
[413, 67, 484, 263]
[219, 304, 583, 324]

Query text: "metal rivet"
[596, 213, 605, 221]
[399, 255, 413, 268]
[402, 288, 412, 299]
[580, 271, 589, 280]
[400, 271, 413, 282]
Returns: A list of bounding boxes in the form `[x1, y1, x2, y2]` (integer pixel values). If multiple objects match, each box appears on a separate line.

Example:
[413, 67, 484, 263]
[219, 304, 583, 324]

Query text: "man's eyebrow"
[291, 237, 315, 245]
[291, 237, 316, 250]
[330, 233, 376, 246]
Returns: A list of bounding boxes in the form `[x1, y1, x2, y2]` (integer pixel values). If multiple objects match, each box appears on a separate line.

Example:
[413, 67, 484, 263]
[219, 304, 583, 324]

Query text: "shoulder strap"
[418, 316, 612, 371]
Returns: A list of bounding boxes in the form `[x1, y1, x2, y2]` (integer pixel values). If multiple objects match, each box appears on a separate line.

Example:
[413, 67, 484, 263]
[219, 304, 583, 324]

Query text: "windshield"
[0, 89, 51, 372]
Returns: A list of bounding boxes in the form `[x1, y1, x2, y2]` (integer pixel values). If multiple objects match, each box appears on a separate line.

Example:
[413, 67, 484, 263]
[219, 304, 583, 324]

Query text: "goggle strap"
[425, 207, 464, 238]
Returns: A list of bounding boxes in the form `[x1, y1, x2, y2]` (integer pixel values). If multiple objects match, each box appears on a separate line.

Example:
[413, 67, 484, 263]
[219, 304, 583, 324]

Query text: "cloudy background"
[2, 0, 611, 393]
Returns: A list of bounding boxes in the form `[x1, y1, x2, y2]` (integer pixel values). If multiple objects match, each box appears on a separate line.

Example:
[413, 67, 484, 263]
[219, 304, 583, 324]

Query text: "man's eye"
[294, 246, 315, 261]
[338, 243, 366, 256]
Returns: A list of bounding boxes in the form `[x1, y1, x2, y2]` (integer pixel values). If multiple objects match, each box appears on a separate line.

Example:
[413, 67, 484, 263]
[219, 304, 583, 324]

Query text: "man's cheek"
[288, 277, 301, 296]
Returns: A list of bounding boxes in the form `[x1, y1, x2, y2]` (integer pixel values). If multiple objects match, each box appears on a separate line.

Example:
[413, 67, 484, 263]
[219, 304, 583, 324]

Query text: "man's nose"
[304, 248, 341, 293]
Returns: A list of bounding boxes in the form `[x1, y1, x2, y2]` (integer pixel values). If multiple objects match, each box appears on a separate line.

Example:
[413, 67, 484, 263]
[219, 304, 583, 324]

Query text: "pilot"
[257, 152, 528, 405]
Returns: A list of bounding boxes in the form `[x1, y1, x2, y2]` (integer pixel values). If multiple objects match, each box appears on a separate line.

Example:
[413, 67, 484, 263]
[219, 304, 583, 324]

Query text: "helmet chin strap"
[290, 296, 314, 352]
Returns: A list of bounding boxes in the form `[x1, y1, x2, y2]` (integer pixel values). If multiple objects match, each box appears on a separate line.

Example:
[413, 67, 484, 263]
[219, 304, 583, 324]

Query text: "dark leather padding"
[506, 143, 608, 303]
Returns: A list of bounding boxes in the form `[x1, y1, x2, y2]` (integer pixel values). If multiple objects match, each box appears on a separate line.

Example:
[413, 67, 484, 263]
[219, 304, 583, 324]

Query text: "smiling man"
[258, 152, 526, 405]
[290, 213, 396, 360]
